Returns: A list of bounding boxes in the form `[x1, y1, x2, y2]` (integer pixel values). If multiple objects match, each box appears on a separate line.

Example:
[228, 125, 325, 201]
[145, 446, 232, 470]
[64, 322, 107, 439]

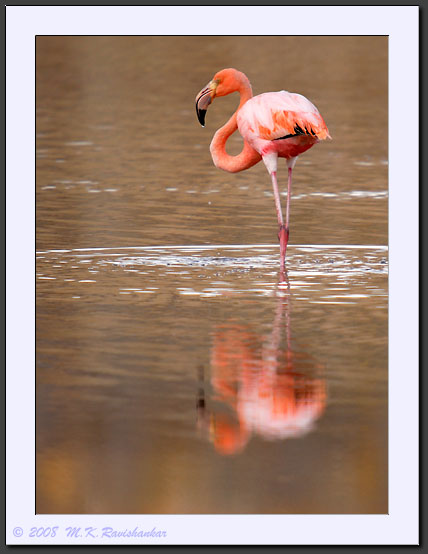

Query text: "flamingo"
[195, 68, 330, 268]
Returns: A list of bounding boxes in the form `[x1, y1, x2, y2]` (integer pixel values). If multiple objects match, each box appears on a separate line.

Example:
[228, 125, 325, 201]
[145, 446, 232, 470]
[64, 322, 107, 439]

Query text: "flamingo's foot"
[278, 224, 289, 266]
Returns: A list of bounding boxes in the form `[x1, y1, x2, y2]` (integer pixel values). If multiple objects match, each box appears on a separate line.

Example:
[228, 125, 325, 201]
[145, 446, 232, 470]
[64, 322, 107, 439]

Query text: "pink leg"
[270, 171, 288, 268]
[285, 166, 292, 235]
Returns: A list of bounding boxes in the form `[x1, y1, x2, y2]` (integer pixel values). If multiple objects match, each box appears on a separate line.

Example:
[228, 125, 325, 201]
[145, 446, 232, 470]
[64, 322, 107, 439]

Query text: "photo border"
[6, 5, 419, 545]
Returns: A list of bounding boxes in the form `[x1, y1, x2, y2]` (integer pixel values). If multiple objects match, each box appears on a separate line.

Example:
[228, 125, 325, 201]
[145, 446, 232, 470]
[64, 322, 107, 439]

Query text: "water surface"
[36, 36, 388, 514]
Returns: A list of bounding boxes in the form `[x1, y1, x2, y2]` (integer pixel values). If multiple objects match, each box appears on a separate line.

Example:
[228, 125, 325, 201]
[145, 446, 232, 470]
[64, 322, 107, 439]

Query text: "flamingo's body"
[195, 68, 330, 268]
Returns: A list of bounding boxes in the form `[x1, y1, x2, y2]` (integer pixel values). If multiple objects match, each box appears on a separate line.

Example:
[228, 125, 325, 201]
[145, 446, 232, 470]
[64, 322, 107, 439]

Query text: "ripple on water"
[36, 244, 388, 305]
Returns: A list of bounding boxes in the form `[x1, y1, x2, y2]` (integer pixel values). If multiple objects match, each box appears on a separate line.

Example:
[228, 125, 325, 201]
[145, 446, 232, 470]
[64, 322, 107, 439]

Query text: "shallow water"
[36, 36, 388, 514]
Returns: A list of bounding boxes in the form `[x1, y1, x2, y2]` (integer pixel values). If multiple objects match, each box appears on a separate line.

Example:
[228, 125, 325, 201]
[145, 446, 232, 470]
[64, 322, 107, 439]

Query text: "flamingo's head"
[195, 68, 250, 127]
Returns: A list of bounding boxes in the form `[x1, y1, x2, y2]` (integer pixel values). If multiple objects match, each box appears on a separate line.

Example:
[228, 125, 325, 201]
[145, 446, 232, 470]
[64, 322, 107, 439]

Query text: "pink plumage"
[238, 91, 330, 159]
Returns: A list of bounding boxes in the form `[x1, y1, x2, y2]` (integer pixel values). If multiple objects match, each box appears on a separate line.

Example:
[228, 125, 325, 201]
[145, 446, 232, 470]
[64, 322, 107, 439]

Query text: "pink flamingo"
[195, 68, 330, 268]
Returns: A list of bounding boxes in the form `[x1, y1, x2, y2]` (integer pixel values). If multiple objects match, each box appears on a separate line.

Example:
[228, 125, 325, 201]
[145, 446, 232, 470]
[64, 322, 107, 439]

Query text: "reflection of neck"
[209, 84, 261, 173]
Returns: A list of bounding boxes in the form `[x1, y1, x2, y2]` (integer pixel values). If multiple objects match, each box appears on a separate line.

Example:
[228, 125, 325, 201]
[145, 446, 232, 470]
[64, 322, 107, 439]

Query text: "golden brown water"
[36, 36, 388, 514]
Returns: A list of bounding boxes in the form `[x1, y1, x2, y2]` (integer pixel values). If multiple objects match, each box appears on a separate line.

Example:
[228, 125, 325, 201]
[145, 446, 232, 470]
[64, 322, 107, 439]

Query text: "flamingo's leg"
[270, 170, 287, 268]
[285, 166, 292, 235]
[283, 156, 297, 260]
[264, 153, 287, 268]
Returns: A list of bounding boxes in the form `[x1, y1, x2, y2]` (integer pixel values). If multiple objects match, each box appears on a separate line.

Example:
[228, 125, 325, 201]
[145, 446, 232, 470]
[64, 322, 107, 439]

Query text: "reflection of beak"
[195, 80, 217, 127]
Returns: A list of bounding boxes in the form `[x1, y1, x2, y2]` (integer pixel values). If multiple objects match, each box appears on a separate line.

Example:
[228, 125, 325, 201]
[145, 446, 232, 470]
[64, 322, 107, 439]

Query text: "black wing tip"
[273, 123, 319, 141]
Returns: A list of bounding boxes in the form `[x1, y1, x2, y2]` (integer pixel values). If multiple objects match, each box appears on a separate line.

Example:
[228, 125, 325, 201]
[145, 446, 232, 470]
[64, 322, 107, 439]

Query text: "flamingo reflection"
[197, 274, 326, 455]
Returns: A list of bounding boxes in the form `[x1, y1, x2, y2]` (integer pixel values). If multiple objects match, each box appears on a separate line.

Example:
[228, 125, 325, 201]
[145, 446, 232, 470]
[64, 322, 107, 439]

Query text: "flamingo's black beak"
[195, 80, 217, 127]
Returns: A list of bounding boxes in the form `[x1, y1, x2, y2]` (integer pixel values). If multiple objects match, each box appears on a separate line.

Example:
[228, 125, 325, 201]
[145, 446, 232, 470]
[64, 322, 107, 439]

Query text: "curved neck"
[210, 81, 261, 173]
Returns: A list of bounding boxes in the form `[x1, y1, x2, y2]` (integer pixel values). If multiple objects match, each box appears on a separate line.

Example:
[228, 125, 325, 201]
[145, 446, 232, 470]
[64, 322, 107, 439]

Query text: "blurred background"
[36, 36, 388, 514]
